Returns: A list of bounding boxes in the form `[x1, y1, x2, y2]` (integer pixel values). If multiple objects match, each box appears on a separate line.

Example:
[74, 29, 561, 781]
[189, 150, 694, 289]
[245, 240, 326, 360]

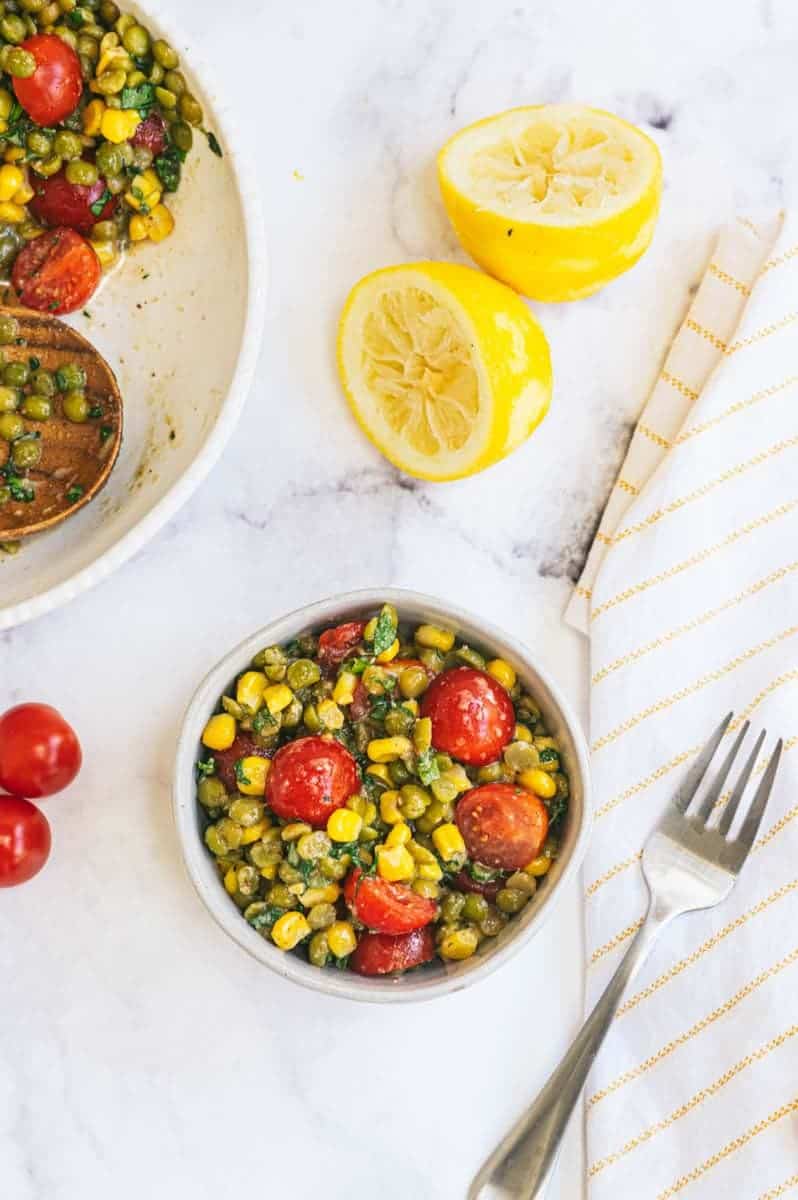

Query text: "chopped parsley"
[65, 485, 84, 503]
[252, 707, 277, 736]
[120, 82, 155, 114]
[371, 607, 397, 656]
[206, 130, 223, 157]
[88, 405, 103, 420]
[342, 656, 370, 676]
[196, 757, 216, 778]
[416, 748, 440, 786]
[99, 425, 114, 444]
[233, 759, 251, 787]
[7, 475, 34, 502]
[246, 905, 284, 930]
[154, 146, 184, 193]
[89, 188, 112, 217]
[28, 356, 40, 370]
[539, 748, 559, 765]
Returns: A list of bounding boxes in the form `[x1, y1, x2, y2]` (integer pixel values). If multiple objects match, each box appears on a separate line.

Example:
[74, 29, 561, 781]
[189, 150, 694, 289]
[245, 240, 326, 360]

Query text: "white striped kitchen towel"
[566, 211, 798, 1200]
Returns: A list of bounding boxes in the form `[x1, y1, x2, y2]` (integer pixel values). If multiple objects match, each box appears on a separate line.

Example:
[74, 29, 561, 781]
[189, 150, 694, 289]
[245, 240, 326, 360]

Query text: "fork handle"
[468, 904, 677, 1200]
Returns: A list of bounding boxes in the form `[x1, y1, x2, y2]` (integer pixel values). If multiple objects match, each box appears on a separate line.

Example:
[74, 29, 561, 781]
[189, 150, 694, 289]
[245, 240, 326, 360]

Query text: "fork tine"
[717, 729, 766, 835]
[693, 721, 750, 823]
[673, 711, 734, 812]
[736, 739, 783, 852]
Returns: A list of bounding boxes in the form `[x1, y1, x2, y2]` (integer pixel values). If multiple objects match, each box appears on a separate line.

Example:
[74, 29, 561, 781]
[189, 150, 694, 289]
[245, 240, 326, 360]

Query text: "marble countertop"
[2, 0, 795, 1196]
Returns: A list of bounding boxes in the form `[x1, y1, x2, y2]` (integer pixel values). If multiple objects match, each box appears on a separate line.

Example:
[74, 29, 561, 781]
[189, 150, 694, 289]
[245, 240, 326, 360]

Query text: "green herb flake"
[154, 146, 183, 193]
[371, 607, 397, 656]
[246, 905, 284, 930]
[88, 405, 103, 420]
[539, 748, 559, 764]
[120, 82, 155, 113]
[252, 707, 277, 735]
[99, 425, 114, 443]
[205, 130, 223, 157]
[233, 759, 251, 787]
[28, 356, 39, 370]
[65, 485, 84, 503]
[342, 656, 370, 676]
[416, 747, 440, 786]
[89, 188, 112, 217]
[8, 476, 34, 503]
[196, 757, 216, 778]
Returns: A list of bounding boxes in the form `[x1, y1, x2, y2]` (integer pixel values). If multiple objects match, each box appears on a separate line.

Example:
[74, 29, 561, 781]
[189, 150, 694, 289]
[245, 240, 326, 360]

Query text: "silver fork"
[469, 712, 783, 1200]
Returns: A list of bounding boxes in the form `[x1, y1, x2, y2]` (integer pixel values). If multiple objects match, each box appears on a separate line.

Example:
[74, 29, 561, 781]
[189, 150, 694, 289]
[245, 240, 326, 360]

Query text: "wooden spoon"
[0, 305, 122, 541]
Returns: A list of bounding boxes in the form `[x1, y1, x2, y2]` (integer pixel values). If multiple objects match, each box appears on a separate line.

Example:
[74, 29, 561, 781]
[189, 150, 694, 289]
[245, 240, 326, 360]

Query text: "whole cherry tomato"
[344, 868, 437, 934]
[29, 168, 117, 235]
[421, 666, 515, 766]
[13, 34, 82, 125]
[131, 111, 167, 157]
[456, 783, 549, 870]
[212, 734, 271, 793]
[317, 621, 367, 671]
[12, 228, 100, 316]
[266, 735, 359, 827]
[0, 794, 51, 886]
[350, 927, 436, 975]
[0, 703, 81, 799]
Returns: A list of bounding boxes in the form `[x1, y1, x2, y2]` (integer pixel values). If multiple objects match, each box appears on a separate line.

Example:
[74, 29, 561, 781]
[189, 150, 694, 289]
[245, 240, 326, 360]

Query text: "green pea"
[308, 931, 330, 967]
[125, 68, 147, 89]
[479, 907, 506, 937]
[496, 887, 528, 915]
[170, 120, 193, 154]
[399, 784, 430, 819]
[98, 0, 120, 24]
[152, 38, 178, 69]
[440, 892, 465, 923]
[179, 92, 203, 126]
[388, 759, 411, 787]
[3, 362, 29, 389]
[296, 831, 331, 861]
[0, 387, 19, 413]
[228, 798, 264, 828]
[52, 26, 78, 51]
[251, 644, 287, 668]
[418, 647, 444, 673]
[286, 658, 321, 690]
[477, 762, 505, 784]
[267, 884, 295, 910]
[308, 903, 336, 931]
[53, 130, 84, 160]
[197, 775, 227, 809]
[95, 67, 126, 95]
[0, 14, 28, 42]
[76, 34, 99, 61]
[121, 22, 149, 56]
[462, 893, 489, 922]
[384, 707, 414, 737]
[152, 85, 175, 110]
[30, 370, 56, 398]
[398, 666, 428, 699]
[457, 645, 486, 670]
[20, 0, 48, 12]
[147, 61, 164, 85]
[281, 696, 302, 729]
[65, 160, 99, 187]
[0, 411, 24, 441]
[21, 396, 51, 421]
[0, 316, 18, 347]
[235, 865, 260, 897]
[26, 130, 53, 157]
[11, 437, 42, 470]
[56, 363, 86, 392]
[204, 818, 242, 855]
[33, 155, 62, 178]
[92, 144, 121, 180]
[163, 69, 186, 97]
[6, 47, 36, 77]
[62, 390, 90, 423]
[319, 855, 348, 881]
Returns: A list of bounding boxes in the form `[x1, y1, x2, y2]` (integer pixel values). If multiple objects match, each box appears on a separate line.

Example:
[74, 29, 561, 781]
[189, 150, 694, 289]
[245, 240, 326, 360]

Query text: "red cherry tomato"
[456, 783, 549, 870]
[29, 168, 117, 234]
[344, 868, 437, 934]
[0, 703, 81, 799]
[212, 734, 270, 793]
[266, 735, 359, 827]
[421, 666, 515, 766]
[12, 228, 100, 316]
[0, 795, 51, 886]
[317, 621, 367, 671]
[350, 927, 435, 975]
[13, 34, 82, 125]
[131, 111, 167, 157]
[453, 869, 503, 900]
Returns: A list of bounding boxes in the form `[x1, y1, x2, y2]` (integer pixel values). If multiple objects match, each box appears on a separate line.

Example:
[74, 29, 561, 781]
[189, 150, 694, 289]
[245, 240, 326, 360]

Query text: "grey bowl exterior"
[173, 588, 592, 1003]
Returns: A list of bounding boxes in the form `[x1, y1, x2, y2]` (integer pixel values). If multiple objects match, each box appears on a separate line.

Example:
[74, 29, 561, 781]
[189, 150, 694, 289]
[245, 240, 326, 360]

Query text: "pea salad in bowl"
[173, 590, 591, 1002]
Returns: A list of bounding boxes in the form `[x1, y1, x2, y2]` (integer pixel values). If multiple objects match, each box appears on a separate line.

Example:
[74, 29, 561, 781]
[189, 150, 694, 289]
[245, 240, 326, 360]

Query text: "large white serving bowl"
[0, 2, 267, 630]
[173, 588, 592, 1004]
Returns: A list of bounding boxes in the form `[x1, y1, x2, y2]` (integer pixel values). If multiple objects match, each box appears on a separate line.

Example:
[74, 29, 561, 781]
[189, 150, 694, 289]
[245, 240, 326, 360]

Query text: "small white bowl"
[0, 1, 267, 630]
[173, 588, 592, 1003]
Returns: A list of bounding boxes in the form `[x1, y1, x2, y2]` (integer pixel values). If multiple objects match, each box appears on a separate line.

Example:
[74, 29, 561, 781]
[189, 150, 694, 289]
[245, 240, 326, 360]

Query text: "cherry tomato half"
[349, 681, 370, 721]
[0, 703, 81, 799]
[344, 868, 437, 934]
[13, 34, 82, 126]
[266, 735, 359, 827]
[213, 734, 270, 793]
[12, 228, 101, 316]
[421, 666, 515, 766]
[453, 868, 503, 901]
[456, 783, 549, 871]
[350, 927, 435, 975]
[131, 111, 168, 157]
[317, 621, 367, 671]
[29, 168, 117, 235]
[0, 794, 51, 887]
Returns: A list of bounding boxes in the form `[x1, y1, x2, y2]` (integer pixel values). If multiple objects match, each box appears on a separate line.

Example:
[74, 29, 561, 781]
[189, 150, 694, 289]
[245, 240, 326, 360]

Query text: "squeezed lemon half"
[337, 262, 552, 481]
[438, 104, 662, 302]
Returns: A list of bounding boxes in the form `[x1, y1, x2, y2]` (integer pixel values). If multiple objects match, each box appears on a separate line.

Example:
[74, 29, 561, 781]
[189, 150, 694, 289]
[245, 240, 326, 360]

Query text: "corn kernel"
[0, 202, 25, 224]
[379, 790, 402, 824]
[92, 239, 116, 268]
[377, 843, 415, 882]
[317, 699, 344, 730]
[224, 867, 238, 895]
[415, 624, 455, 652]
[366, 764, 391, 785]
[327, 808, 363, 843]
[487, 658, 516, 690]
[281, 822, 312, 842]
[407, 841, 436, 864]
[327, 920, 357, 958]
[201, 713, 236, 751]
[0, 89, 12, 121]
[271, 911, 311, 951]
[518, 768, 557, 799]
[440, 764, 471, 796]
[236, 670, 267, 712]
[413, 716, 432, 754]
[264, 684, 293, 714]
[364, 616, 378, 641]
[417, 860, 443, 881]
[145, 201, 174, 243]
[403, 698, 419, 716]
[367, 735, 412, 763]
[100, 106, 140, 143]
[83, 98, 106, 135]
[332, 670, 357, 706]
[129, 213, 149, 242]
[259, 863, 278, 880]
[125, 168, 161, 212]
[0, 165, 24, 203]
[363, 800, 377, 825]
[240, 818, 270, 845]
[287, 882, 305, 897]
[300, 883, 341, 908]
[4, 147, 25, 164]
[525, 855, 552, 877]
[236, 756, 270, 797]
[376, 638, 400, 663]
[385, 821, 412, 847]
[432, 822, 466, 862]
[514, 723, 533, 743]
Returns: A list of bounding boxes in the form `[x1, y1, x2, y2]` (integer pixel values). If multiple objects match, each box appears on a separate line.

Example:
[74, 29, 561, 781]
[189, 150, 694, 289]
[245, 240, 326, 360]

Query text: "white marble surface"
[2, 0, 797, 1196]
